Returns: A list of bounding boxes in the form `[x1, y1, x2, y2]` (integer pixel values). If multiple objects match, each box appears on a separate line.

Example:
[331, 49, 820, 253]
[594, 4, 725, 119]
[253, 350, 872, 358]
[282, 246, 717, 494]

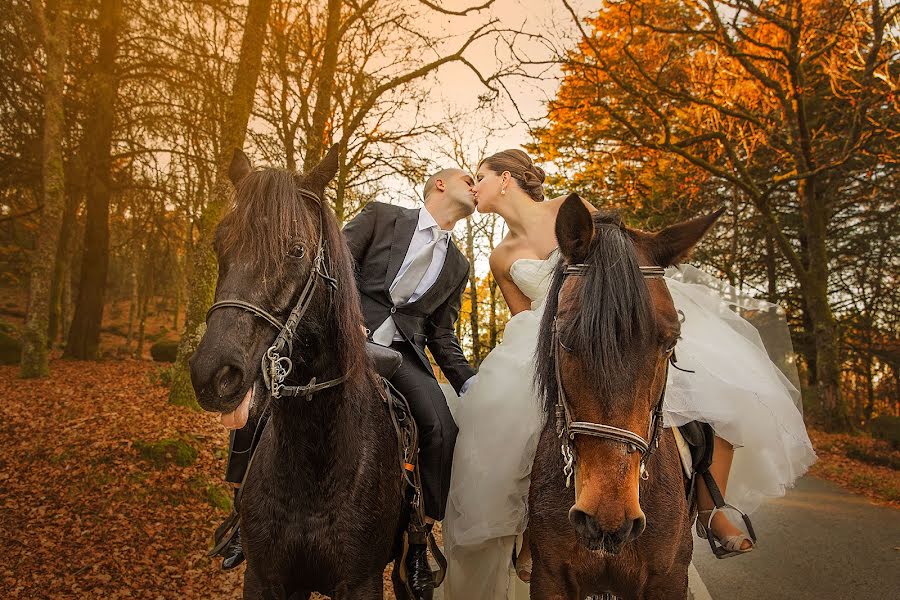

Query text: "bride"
[441, 149, 816, 599]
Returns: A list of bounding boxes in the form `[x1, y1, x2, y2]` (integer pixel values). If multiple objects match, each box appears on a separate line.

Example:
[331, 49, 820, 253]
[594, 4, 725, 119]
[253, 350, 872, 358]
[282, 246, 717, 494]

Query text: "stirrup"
[398, 522, 447, 598]
[696, 506, 756, 559]
[208, 510, 240, 558]
[696, 469, 757, 559]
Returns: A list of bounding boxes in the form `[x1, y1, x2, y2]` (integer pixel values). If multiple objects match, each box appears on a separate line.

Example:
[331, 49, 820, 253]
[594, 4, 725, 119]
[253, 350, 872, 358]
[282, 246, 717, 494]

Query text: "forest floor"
[0, 358, 415, 598]
[806, 427, 899, 507]
[0, 291, 182, 362]
[0, 358, 895, 598]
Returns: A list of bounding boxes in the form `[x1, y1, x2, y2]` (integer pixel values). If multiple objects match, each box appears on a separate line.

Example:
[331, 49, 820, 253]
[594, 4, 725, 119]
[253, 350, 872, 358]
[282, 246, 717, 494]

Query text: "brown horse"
[190, 147, 411, 599]
[530, 195, 723, 599]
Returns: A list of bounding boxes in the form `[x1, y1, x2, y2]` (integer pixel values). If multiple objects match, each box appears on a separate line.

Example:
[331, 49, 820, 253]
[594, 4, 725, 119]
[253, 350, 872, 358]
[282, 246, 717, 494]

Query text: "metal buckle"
[561, 443, 576, 488]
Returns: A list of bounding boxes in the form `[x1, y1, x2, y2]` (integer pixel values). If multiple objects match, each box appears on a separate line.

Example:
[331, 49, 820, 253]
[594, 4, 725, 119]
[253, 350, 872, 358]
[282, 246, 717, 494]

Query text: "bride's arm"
[489, 247, 532, 316]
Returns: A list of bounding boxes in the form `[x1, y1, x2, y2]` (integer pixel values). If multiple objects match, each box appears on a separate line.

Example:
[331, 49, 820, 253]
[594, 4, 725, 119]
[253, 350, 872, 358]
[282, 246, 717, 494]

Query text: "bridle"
[553, 262, 678, 488]
[205, 188, 348, 400]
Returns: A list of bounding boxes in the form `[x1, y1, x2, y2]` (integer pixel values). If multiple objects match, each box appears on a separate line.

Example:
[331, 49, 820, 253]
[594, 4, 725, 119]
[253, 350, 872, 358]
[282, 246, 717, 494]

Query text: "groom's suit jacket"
[343, 201, 476, 394]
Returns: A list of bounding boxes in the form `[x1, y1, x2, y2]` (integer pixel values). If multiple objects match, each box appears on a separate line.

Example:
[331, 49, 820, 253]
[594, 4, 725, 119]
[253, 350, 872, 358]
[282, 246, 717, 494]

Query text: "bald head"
[421, 167, 476, 227]
[424, 168, 469, 200]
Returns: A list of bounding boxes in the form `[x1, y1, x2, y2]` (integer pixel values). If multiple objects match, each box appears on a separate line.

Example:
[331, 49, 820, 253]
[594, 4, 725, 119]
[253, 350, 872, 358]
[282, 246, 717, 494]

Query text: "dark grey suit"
[343, 201, 476, 519]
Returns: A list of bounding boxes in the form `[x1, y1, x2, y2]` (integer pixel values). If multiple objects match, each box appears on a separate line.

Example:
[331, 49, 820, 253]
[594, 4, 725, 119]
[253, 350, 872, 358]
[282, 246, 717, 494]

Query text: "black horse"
[190, 146, 412, 599]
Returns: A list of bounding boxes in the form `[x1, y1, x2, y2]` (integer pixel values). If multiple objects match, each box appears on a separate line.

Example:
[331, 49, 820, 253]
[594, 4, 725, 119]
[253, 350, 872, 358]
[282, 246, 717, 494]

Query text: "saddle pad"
[671, 426, 694, 479]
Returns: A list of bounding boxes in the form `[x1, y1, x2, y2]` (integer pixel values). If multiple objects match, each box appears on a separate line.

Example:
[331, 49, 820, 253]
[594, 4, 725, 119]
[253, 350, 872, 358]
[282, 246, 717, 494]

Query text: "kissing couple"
[216, 148, 815, 599]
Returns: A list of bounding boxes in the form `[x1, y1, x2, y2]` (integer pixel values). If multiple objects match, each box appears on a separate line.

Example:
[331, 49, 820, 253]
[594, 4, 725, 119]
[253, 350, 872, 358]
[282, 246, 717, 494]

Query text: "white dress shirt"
[396, 207, 451, 304]
[372, 206, 451, 344]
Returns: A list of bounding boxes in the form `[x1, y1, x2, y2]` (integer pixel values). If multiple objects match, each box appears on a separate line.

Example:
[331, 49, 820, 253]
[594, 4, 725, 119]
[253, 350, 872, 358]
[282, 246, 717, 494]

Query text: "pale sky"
[380, 0, 592, 206]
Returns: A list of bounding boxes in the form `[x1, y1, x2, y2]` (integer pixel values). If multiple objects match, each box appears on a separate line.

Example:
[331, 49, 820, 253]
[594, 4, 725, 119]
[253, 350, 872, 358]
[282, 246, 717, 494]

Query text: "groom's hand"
[460, 375, 477, 395]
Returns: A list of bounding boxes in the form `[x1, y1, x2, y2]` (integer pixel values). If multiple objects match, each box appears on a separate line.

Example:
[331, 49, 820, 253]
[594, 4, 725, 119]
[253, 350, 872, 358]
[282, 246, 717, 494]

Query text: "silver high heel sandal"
[696, 508, 755, 558]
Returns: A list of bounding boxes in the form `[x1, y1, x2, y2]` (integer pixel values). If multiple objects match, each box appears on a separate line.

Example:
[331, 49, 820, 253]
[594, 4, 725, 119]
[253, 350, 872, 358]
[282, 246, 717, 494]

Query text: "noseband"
[553, 263, 674, 488]
[205, 188, 348, 400]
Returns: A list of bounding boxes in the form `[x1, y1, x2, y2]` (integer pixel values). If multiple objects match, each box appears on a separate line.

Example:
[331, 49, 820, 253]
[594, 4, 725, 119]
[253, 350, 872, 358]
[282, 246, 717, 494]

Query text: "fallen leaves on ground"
[1, 359, 243, 598]
[807, 428, 900, 508]
[0, 359, 421, 598]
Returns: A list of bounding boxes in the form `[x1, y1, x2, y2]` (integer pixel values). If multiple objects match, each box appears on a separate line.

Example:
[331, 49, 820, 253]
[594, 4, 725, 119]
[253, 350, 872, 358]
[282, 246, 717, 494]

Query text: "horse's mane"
[217, 168, 368, 380]
[535, 211, 655, 415]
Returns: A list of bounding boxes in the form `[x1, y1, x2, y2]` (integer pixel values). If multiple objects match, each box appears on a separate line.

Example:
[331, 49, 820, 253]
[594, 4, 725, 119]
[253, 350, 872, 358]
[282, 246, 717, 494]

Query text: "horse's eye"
[288, 244, 305, 259]
[664, 335, 680, 354]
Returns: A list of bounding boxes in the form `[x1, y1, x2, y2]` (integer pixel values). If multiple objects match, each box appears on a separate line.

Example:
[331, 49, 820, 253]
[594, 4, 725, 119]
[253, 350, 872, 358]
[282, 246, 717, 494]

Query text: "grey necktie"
[390, 227, 449, 305]
[371, 227, 448, 346]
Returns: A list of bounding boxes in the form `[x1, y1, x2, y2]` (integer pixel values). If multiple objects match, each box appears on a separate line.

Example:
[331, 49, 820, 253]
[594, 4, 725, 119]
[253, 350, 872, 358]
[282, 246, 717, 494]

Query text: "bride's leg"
[696, 436, 753, 551]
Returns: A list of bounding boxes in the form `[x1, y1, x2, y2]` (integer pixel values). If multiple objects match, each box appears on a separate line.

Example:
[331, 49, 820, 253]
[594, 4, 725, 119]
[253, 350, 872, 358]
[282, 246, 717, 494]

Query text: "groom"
[342, 168, 477, 594]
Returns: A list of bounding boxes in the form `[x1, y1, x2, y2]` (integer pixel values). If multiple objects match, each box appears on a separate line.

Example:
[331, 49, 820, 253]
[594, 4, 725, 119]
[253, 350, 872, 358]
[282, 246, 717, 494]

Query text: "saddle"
[367, 341, 403, 378]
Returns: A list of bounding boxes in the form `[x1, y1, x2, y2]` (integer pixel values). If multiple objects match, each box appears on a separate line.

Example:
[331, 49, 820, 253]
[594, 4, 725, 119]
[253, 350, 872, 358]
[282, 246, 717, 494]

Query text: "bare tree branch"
[416, 0, 494, 17]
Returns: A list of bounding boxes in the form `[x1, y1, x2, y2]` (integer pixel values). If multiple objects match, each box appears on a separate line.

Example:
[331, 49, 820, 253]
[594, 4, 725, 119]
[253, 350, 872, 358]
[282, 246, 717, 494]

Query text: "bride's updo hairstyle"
[481, 149, 546, 202]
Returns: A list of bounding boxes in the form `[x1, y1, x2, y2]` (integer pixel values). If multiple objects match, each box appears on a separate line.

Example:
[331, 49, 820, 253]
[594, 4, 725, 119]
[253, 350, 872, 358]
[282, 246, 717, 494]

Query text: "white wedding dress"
[441, 251, 816, 600]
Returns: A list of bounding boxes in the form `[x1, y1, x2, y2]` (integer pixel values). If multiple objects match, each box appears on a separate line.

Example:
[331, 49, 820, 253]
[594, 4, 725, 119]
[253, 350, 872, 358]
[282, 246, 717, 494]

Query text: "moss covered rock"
[134, 436, 198, 467]
[150, 340, 179, 363]
[0, 322, 22, 365]
[205, 484, 233, 511]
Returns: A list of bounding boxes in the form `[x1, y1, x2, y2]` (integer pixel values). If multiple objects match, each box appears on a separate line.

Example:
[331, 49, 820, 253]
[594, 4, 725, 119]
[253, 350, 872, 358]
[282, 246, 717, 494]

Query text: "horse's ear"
[303, 143, 340, 197]
[229, 148, 252, 187]
[556, 193, 593, 264]
[647, 207, 726, 267]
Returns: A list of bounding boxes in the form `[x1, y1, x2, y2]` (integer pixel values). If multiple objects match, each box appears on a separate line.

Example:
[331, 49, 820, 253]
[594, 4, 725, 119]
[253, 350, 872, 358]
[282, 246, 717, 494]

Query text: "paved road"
[692, 476, 900, 600]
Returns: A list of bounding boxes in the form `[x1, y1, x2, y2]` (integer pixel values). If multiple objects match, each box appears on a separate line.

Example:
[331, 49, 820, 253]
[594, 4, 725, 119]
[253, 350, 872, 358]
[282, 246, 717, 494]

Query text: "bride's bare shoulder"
[489, 238, 518, 278]
[489, 238, 534, 315]
[545, 194, 597, 213]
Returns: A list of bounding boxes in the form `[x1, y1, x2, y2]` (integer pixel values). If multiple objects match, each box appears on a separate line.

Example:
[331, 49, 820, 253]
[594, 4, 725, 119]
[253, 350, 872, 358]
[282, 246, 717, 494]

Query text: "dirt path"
[692, 475, 900, 600]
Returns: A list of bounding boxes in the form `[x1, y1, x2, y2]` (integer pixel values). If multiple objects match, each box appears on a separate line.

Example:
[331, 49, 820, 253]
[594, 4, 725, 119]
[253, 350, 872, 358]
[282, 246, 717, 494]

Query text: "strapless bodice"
[508, 248, 560, 310]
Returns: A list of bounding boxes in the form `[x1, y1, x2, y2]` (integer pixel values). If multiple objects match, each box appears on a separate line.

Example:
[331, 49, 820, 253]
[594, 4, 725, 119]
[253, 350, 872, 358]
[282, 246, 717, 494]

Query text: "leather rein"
[553, 263, 677, 488]
[205, 188, 348, 401]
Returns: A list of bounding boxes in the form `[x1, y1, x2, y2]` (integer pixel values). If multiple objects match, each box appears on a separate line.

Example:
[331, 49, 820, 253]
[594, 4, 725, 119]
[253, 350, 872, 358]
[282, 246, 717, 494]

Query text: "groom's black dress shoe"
[220, 526, 245, 571]
[405, 542, 434, 600]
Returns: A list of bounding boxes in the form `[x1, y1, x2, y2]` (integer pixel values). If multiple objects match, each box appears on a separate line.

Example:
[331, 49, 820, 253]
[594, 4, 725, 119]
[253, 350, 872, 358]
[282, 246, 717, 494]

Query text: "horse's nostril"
[631, 515, 646, 539]
[568, 507, 602, 539]
[215, 364, 244, 398]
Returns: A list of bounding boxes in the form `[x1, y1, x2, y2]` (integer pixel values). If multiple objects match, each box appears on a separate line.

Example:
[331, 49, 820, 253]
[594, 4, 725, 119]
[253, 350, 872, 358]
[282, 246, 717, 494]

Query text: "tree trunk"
[126, 254, 137, 351]
[863, 344, 875, 424]
[303, 0, 342, 171]
[764, 229, 777, 303]
[21, 0, 71, 378]
[806, 286, 847, 429]
[465, 216, 480, 364]
[172, 274, 180, 332]
[60, 258, 73, 342]
[801, 177, 851, 431]
[48, 182, 80, 345]
[169, 0, 274, 408]
[65, 0, 124, 359]
[724, 187, 739, 286]
[334, 139, 350, 221]
[135, 263, 151, 359]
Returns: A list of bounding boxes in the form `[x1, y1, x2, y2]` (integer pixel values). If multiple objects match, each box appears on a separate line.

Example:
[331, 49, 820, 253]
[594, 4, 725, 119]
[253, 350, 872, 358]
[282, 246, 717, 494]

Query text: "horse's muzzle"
[190, 349, 248, 412]
[569, 507, 646, 553]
